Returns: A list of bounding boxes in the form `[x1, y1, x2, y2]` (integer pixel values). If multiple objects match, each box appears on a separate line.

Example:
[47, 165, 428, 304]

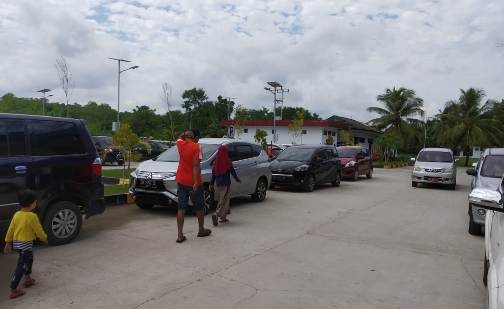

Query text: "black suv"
[0, 114, 105, 245]
[92, 136, 125, 166]
[270, 145, 341, 192]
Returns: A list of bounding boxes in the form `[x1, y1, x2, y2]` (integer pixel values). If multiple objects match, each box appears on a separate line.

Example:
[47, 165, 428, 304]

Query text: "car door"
[0, 119, 31, 232]
[229, 143, 257, 195]
[359, 149, 371, 173]
[310, 149, 330, 184]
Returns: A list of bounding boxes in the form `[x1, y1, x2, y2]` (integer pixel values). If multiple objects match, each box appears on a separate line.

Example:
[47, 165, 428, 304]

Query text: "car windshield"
[417, 151, 453, 163]
[276, 147, 316, 161]
[156, 143, 219, 162]
[481, 155, 504, 178]
[337, 148, 361, 158]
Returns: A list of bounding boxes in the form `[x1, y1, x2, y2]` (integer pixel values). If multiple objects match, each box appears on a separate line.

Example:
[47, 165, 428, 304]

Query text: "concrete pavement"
[0, 167, 485, 308]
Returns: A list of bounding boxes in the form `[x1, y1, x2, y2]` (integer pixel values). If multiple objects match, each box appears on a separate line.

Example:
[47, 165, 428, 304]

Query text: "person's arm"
[231, 166, 241, 183]
[4, 219, 14, 254]
[32, 215, 48, 245]
[192, 148, 201, 191]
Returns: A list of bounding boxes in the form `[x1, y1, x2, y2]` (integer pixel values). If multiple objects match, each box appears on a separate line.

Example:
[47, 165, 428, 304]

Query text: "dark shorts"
[177, 183, 205, 212]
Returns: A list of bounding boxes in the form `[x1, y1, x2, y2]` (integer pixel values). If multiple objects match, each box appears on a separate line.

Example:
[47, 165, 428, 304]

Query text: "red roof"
[221, 119, 346, 129]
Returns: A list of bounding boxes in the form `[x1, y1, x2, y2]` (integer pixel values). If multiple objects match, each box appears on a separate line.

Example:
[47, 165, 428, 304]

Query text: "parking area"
[0, 167, 485, 309]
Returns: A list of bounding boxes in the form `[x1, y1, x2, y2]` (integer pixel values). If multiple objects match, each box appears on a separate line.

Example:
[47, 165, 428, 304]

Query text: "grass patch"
[104, 184, 130, 196]
[103, 168, 135, 179]
[455, 157, 479, 167]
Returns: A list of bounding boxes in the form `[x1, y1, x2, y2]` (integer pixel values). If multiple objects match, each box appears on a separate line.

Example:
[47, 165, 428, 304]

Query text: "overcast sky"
[1, 0, 504, 122]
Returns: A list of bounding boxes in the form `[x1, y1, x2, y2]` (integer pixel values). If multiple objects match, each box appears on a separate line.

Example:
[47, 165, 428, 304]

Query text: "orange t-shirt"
[175, 138, 203, 187]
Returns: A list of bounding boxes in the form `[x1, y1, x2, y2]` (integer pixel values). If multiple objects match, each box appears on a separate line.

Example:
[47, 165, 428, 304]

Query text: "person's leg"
[23, 251, 35, 287]
[10, 251, 25, 291]
[192, 186, 211, 236]
[176, 184, 190, 242]
[219, 186, 231, 221]
[215, 186, 225, 218]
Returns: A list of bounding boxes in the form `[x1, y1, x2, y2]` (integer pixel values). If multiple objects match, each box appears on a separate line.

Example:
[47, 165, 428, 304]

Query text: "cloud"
[0, 0, 503, 123]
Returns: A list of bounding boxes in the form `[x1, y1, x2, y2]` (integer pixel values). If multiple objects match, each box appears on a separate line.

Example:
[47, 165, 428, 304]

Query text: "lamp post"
[224, 97, 237, 120]
[37, 89, 51, 115]
[423, 115, 433, 148]
[264, 81, 289, 143]
[108, 57, 139, 131]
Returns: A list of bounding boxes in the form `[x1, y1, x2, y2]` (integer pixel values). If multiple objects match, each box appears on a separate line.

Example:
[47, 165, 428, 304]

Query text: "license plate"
[428, 177, 440, 183]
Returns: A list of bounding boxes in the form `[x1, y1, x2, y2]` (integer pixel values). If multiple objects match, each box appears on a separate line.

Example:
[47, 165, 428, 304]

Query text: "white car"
[411, 148, 457, 190]
[469, 179, 504, 308]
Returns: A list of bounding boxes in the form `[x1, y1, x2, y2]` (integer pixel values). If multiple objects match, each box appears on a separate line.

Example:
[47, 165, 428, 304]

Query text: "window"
[0, 122, 7, 156]
[243, 128, 248, 133]
[332, 131, 336, 137]
[354, 137, 359, 144]
[368, 138, 373, 144]
[271, 129, 275, 134]
[8, 122, 27, 156]
[252, 144, 262, 157]
[481, 155, 504, 178]
[359, 137, 366, 143]
[301, 130, 307, 134]
[229, 144, 254, 161]
[29, 121, 85, 156]
[323, 130, 328, 136]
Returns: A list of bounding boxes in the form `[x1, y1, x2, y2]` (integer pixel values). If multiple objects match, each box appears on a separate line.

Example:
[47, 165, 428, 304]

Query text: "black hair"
[18, 189, 37, 208]
[191, 129, 201, 138]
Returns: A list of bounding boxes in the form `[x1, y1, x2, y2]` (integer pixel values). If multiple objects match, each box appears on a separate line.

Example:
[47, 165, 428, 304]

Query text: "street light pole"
[109, 58, 139, 131]
[37, 89, 51, 115]
[265, 82, 289, 143]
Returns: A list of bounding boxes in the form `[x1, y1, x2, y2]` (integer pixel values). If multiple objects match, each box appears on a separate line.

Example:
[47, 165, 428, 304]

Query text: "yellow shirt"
[5, 211, 47, 242]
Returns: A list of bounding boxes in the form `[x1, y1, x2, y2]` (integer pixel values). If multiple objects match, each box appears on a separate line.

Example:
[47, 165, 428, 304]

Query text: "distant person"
[4, 190, 48, 299]
[210, 144, 240, 226]
[175, 129, 211, 243]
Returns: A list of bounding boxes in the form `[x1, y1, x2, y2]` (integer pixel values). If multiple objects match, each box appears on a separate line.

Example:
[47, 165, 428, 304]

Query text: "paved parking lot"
[0, 167, 485, 308]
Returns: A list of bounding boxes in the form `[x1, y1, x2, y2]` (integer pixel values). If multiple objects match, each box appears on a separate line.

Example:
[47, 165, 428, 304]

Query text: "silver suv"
[129, 138, 272, 212]
[411, 148, 457, 190]
[466, 148, 504, 235]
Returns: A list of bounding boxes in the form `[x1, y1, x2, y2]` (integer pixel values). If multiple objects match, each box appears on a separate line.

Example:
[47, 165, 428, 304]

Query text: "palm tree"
[367, 87, 425, 133]
[435, 88, 501, 166]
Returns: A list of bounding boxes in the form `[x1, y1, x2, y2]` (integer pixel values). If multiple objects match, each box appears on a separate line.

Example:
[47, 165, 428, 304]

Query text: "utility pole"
[224, 97, 237, 120]
[264, 82, 289, 143]
[37, 89, 51, 115]
[108, 57, 139, 131]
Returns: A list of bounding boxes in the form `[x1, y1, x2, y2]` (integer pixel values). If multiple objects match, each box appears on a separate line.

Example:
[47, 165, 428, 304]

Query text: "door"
[311, 149, 332, 183]
[358, 149, 371, 173]
[228, 143, 256, 195]
[0, 119, 31, 232]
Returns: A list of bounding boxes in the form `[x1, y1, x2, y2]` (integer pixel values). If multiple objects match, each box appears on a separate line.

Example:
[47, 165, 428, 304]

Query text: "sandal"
[9, 289, 25, 299]
[176, 236, 187, 243]
[23, 278, 36, 288]
[197, 229, 212, 237]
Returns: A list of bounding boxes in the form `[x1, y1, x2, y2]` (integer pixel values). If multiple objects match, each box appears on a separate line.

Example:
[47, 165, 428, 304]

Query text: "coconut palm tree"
[434, 88, 501, 166]
[367, 87, 425, 133]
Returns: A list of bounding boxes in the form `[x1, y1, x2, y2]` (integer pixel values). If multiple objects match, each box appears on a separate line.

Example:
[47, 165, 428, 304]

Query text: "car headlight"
[345, 161, 356, 168]
[444, 166, 454, 173]
[294, 164, 310, 172]
[413, 166, 423, 172]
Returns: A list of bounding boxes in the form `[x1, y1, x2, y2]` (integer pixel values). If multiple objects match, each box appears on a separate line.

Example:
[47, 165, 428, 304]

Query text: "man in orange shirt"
[175, 129, 211, 243]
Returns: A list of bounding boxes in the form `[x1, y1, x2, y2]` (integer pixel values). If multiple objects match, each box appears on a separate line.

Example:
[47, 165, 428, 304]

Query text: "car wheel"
[353, 170, 359, 181]
[43, 201, 82, 246]
[252, 178, 268, 202]
[332, 173, 341, 187]
[366, 169, 373, 179]
[304, 175, 316, 192]
[483, 253, 489, 286]
[136, 203, 154, 210]
[412, 181, 418, 188]
[468, 210, 483, 236]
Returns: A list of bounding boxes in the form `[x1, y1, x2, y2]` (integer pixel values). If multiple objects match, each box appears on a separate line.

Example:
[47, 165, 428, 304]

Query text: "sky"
[1, 0, 504, 122]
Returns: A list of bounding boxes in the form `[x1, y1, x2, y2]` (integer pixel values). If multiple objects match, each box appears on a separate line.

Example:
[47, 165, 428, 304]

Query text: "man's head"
[184, 130, 194, 140]
[18, 189, 37, 210]
[191, 129, 201, 143]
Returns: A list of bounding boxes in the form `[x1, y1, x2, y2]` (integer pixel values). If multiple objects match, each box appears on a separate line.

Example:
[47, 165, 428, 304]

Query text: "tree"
[434, 88, 501, 166]
[182, 88, 208, 128]
[55, 56, 74, 117]
[288, 110, 304, 144]
[367, 87, 424, 133]
[112, 124, 140, 178]
[233, 104, 249, 138]
[162, 83, 175, 141]
[375, 132, 401, 163]
[126, 105, 162, 138]
[254, 129, 268, 149]
[215, 95, 235, 121]
[326, 135, 334, 145]
[338, 130, 353, 146]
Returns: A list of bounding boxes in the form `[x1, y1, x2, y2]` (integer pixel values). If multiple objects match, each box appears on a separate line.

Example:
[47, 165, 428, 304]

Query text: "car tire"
[304, 175, 316, 192]
[353, 170, 359, 181]
[136, 203, 154, 210]
[366, 169, 373, 179]
[252, 178, 268, 202]
[483, 254, 489, 286]
[43, 201, 82, 246]
[331, 173, 341, 187]
[468, 211, 483, 236]
[412, 181, 418, 188]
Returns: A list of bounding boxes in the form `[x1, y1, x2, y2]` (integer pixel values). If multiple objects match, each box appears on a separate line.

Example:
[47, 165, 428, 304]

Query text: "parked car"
[92, 136, 124, 166]
[129, 138, 271, 212]
[270, 145, 341, 192]
[468, 180, 504, 307]
[411, 148, 457, 189]
[134, 140, 170, 161]
[466, 148, 504, 235]
[266, 144, 285, 160]
[0, 113, 105, 245]
[337, 146, 373, 180]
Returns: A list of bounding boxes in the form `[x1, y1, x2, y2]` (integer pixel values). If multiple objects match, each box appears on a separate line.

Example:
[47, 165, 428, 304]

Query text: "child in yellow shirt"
[4, 190, 48, 299]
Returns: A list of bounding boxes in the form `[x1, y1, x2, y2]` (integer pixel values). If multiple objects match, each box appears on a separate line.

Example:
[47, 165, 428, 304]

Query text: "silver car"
[411, 148, 457, 190]
[466, 148, 504, 235]
[129, 138, 272, 212]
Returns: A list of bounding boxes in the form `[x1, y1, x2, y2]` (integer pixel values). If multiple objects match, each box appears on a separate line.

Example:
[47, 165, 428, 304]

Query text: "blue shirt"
[211, 167, 240, 186]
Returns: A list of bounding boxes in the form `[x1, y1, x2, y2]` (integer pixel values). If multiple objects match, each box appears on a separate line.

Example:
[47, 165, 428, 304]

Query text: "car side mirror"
[410, 157, 416, 162]
[469, 188, 504, 212]
[466, 168, 477, 176]
[472, 162, 478, 168]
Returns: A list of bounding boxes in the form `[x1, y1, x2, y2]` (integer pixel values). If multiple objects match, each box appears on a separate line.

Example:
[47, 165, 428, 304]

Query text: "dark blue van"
[0, 113, 105, 245]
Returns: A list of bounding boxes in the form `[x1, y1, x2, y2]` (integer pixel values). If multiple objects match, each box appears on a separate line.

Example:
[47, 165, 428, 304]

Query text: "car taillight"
[92, 157, 102, 176]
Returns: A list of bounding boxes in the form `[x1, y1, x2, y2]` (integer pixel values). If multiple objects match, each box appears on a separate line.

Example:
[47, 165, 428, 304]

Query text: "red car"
[336, 146, 373, 180]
